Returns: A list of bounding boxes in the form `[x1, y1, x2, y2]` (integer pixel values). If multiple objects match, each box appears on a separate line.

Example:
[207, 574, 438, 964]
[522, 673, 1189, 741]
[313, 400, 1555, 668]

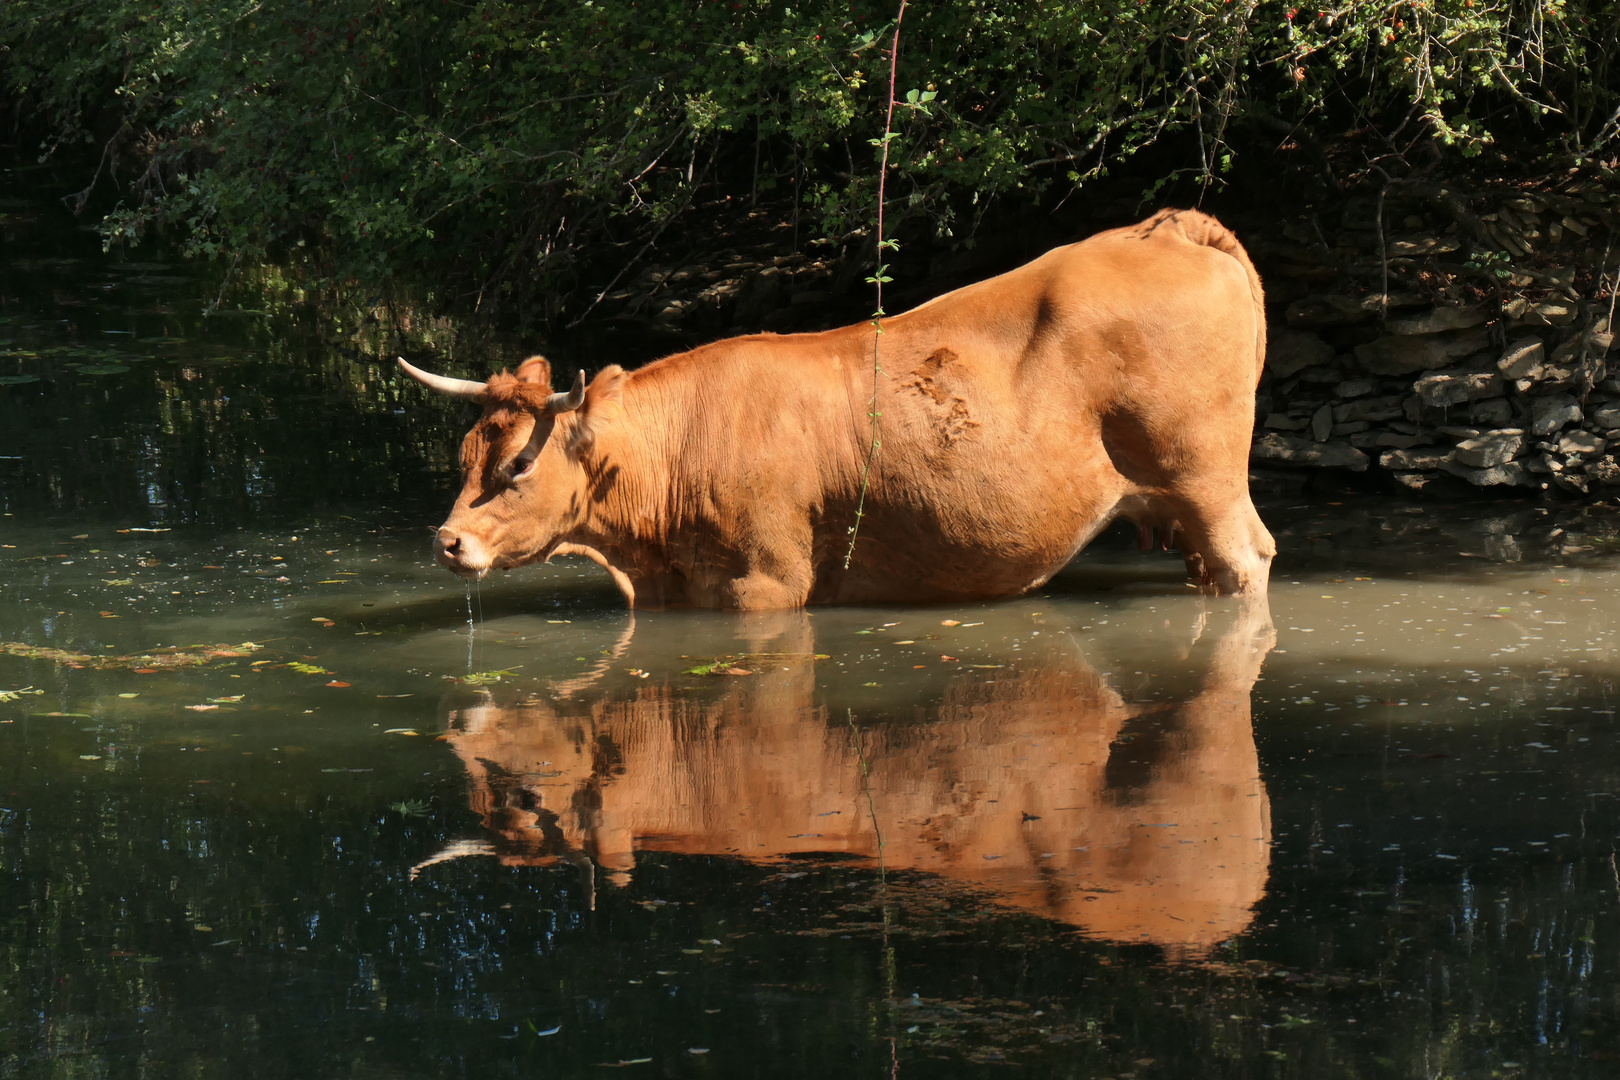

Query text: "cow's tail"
[1134, 209, 1267, 386]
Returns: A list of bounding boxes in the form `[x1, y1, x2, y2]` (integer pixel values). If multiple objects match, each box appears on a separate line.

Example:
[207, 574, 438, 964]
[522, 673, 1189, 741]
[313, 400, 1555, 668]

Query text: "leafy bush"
[4, 0, 1616, 320]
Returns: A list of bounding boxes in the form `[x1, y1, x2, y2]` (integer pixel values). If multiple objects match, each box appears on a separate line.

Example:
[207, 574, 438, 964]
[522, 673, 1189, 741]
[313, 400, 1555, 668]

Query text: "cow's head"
[399, 354, 625, 579]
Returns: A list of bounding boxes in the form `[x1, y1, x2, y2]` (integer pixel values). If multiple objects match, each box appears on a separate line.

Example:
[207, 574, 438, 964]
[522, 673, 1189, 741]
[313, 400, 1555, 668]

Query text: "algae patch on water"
[0, 640, 262, 671]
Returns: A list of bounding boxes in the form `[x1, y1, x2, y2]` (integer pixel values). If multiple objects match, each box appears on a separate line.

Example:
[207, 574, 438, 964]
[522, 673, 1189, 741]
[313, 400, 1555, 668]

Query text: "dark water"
[4, 165, 1620, 1078]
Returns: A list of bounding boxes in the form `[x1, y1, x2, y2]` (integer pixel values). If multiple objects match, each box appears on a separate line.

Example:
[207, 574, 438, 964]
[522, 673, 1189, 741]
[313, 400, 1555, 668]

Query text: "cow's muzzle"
[434, 527, 492, 580]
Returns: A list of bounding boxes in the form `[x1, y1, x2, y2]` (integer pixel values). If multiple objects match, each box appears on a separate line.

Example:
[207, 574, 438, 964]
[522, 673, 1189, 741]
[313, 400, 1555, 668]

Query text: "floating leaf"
[0, 375, 39, 385]
[77, 364, 131, 375]
[456, 669, 519, 685]
[287, 662, 330, 675]
[326, 680, 350, 688]
[185, 704, 220, 711]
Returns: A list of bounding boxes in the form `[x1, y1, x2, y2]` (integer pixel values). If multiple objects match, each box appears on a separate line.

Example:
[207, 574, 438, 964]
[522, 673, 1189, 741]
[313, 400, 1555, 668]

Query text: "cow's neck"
[564, 386, 684, 605]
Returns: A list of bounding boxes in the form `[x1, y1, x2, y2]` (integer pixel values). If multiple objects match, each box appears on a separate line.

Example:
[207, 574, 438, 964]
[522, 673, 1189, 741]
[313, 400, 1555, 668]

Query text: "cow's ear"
[569, 365, 627, 455]
[514, 355, 552, 387]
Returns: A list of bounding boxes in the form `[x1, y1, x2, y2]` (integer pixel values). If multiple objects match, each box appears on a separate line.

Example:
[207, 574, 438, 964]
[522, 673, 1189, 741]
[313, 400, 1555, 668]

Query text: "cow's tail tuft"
[1133, 209, 1267, 386]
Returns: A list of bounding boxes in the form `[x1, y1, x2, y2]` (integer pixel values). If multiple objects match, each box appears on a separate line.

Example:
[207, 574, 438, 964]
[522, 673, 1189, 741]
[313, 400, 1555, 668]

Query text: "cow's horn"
[546, 369, 587, 413]
[397, 356, 487, 400]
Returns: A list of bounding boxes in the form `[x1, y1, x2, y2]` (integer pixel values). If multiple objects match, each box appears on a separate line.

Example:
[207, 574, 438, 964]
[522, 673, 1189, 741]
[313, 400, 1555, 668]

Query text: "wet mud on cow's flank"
[5, 166, 1620, 1076]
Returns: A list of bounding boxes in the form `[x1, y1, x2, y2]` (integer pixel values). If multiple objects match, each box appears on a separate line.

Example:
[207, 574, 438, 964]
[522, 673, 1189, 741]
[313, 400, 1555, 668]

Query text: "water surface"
[4, 165, 1620, 1078]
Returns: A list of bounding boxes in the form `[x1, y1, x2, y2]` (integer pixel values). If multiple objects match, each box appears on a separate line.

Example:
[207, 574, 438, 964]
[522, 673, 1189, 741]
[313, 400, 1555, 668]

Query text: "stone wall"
[1246, 175, 1618, 497]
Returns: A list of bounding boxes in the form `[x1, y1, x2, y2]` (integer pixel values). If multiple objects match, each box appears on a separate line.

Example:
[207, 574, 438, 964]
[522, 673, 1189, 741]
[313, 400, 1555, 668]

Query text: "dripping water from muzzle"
[464, 580, 475, 673]
[474, 578, 485, 669]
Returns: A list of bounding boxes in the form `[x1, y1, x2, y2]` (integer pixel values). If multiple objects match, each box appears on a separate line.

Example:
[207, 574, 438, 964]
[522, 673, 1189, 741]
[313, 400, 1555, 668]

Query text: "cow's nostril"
[440, 535, 462, 558]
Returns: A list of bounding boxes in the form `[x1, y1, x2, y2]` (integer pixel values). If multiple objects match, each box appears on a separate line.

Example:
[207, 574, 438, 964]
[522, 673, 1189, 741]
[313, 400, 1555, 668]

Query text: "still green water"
[3, 165, 1620, 1078]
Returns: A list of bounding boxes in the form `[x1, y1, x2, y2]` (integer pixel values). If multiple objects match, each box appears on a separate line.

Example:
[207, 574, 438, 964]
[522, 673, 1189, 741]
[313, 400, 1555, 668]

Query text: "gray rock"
[1387, 236, 1463, 257]
[1285, 294, 1386, 329]
[1452, 430, 1525, 469]
[1333, 379, 1378, 398]
[1333, 394, 1406, 423]
[731, 267, 787, 325]
[1530, 394, 1583, 436]
[1466, 397, 1514, 427]
[1332, 421, 1371, 437]
[1355, 327, 1492, 375]
[1550, 330, 1615, 366]
[1497, 337, 1546, 380]
[1266, 329, 1336, 377]
[1391, 471, 1440, 492]
[1252, 433, 1370, 471]
[1375, 432, 1431, 449]
[1263, 413, 1310, 432]
[1590, 404, 1620, 429]
[1552, 471, 1590, 494]
[1385, 304, 1488, 335]
[1380, 446, 1455, 471]
[1414, 369, 1504, 407]
[1297, 365, 1345, 385]
[1588, 456, 1620, 486]
[1523, 301, 1578, 327]
[1442, 459, 1538, 487]
[1558, 430, 1606, 456]
[1483, 533, 1523, 563]
[1311, 404, 1334, 442]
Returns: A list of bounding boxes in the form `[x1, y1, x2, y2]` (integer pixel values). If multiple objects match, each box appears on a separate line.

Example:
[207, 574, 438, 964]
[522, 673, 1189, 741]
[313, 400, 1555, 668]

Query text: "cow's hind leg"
[1170, 492, 1275, 595]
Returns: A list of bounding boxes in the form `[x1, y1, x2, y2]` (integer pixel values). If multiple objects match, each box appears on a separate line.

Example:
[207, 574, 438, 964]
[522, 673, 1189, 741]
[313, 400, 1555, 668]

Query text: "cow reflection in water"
[422, 603, 1275, 958]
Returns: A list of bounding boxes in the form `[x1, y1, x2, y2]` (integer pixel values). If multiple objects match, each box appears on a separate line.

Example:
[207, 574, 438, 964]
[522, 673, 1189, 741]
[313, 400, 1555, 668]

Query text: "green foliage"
[3, 1, 1615, 317]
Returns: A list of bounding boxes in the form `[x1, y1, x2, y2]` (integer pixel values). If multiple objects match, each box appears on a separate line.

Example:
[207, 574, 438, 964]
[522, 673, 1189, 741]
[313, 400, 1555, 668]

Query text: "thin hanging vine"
[843, 0, 908, 571]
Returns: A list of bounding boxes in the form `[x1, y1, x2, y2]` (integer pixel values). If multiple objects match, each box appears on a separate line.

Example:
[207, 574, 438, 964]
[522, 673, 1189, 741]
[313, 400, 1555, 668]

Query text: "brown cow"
[412, 602, 1275, 957]
[401, 209, 1274, 609]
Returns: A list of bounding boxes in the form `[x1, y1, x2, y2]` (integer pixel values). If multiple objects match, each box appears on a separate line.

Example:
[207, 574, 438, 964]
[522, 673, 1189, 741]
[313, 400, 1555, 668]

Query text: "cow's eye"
[509, 455, 536, 481]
